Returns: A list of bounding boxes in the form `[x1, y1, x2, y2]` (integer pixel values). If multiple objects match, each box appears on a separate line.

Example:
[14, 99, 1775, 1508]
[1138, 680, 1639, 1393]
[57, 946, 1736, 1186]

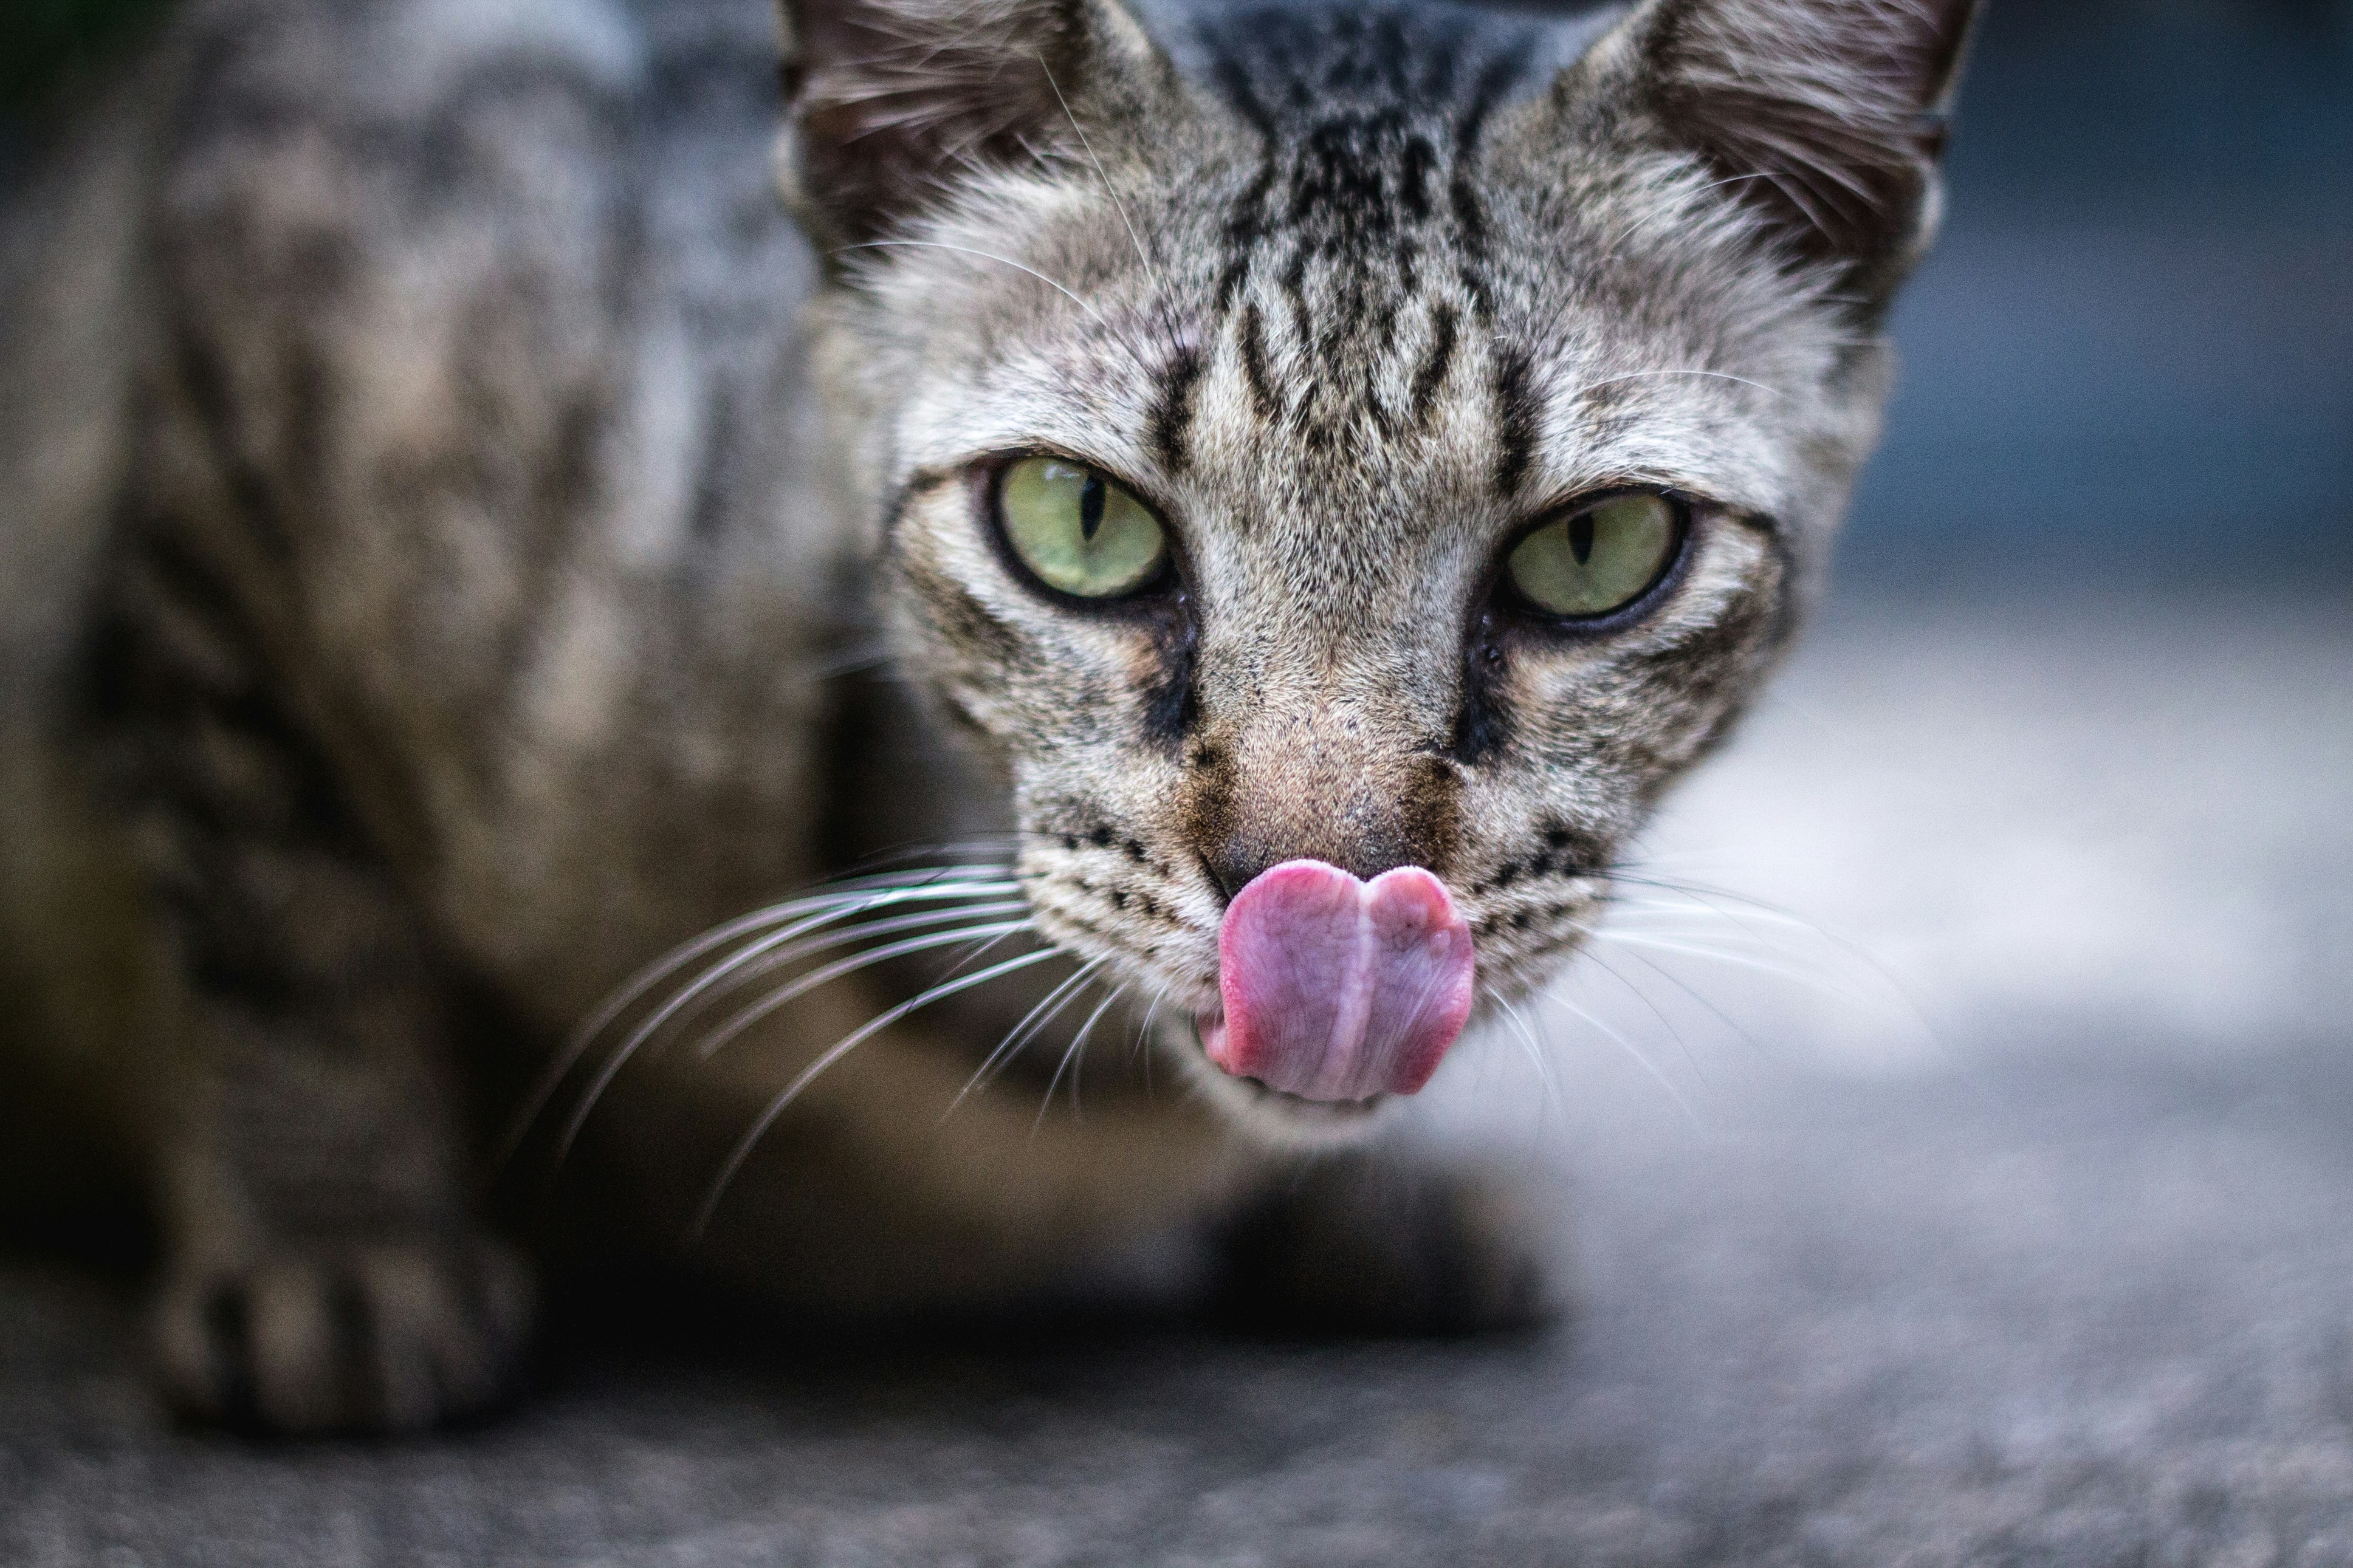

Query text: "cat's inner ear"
[1599, 0, 1981, 298]
[774, 0, 1172, 252]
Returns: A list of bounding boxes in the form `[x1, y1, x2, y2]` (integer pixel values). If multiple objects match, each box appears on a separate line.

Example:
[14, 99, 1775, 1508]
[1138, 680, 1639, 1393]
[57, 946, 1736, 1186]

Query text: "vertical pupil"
[1079, 474, 1106, 543]
[1568, 512, 1595, 566]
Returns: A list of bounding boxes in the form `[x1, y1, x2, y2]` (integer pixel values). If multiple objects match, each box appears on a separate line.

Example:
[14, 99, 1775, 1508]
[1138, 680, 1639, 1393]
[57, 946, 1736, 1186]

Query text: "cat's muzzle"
[1196, 861, 1476, 1105]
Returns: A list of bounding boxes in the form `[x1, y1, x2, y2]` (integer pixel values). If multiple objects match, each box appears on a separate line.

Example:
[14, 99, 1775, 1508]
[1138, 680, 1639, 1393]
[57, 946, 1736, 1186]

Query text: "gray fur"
[0, 0, 1973, 1431]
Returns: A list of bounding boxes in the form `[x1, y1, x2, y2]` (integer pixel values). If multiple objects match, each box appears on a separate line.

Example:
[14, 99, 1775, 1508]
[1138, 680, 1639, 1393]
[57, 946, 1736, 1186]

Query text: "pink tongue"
[1201, 860, 1477, 1102]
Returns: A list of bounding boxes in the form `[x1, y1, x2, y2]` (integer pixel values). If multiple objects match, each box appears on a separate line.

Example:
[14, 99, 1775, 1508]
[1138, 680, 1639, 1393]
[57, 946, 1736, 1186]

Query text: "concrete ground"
[4, 585, 2349, 1566]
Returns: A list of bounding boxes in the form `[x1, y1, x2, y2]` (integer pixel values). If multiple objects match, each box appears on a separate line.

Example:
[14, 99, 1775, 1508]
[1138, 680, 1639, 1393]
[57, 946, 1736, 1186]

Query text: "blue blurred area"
[1848, 0, 2353, 580]
[7, 0, 2347, 581]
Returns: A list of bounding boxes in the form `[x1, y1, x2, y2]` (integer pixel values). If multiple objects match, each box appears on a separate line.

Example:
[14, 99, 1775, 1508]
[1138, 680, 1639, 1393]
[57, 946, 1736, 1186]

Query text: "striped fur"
[0, 0, 1974, 1430]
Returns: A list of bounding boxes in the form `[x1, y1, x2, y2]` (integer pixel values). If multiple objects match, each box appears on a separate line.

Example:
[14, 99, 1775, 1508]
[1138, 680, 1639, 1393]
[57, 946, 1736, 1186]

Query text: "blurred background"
[1852, 0, 2353, 584]
[2, 1, 2349, 1563]
[11, 0, 2351, 572]
[1637, 0, 2353, 1072]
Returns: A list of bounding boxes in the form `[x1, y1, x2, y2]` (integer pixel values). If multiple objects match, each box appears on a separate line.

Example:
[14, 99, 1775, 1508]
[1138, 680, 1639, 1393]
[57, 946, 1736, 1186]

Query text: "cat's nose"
[1201, 825, 1423, 904]
[1188, 714, 1463, 904]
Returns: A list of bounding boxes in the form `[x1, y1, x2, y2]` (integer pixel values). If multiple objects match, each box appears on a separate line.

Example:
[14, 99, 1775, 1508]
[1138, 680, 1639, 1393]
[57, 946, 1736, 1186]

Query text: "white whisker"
[1593, 941, 1770, 1061]
[948, 956, 1107, 1116]
[920, 917, 1035, 989]
[1587, 931, 1881, 1004]
[616, 881, 1019, 1072]
[1037, 57, 1156, 295]
[1558, 366, 1785, 404]
[1038, 982, 1125, 1131]
[1036, 54, 1184, 361]
[1490, 991, 1564, 1129]
[1132, 984, 1170, 1095]
[1607, 874, 1855, 938]
[1574, 948, 1710, 1087]
[1537, 990, 1701, 1126]
[690, 945, 1067, 1238]
[690, 919, 1040, 1064]
[834, 838, 1022, 879]
[803, 640, 896, 682]
[1604, 900, 1829, 940]
[656, 897, 1031, 1021]
[547, 895, 1026, 1163]
[1605, 873, 1933, 1007]
[496, 868, 1017, 1169]
[834, 240, 1159, 385]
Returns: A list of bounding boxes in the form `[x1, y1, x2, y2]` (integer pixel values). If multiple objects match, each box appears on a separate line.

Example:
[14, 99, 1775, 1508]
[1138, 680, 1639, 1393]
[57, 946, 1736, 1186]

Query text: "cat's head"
[780, 0, 1976, 1138]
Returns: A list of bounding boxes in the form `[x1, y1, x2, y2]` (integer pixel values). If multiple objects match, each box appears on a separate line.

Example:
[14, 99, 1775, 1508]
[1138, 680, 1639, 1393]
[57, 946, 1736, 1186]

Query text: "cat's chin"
[1173, 1016, 1399, 1150]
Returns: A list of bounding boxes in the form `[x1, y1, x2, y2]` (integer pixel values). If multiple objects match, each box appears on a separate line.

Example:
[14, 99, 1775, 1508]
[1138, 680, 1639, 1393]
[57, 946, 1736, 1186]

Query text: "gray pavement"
[4, 587, 2349, 1566]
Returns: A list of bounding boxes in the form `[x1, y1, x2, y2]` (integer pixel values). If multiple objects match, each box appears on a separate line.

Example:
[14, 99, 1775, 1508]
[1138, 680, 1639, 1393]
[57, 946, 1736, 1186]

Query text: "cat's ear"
[1578, 0, 1981, 302]
[773, 0, 1175, 252]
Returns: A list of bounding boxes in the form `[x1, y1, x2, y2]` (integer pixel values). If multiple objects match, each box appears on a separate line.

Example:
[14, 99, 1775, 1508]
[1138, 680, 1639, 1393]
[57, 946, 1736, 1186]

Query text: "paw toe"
[153, 1234, 537, 1435]
[1218, 1161, 1566, 1337]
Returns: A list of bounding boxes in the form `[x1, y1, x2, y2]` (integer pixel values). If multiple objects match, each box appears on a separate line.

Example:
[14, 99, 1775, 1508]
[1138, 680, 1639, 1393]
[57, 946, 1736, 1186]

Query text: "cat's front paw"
[1215, 1158, 1565, 1337]
[150, 1231, 537, 1434]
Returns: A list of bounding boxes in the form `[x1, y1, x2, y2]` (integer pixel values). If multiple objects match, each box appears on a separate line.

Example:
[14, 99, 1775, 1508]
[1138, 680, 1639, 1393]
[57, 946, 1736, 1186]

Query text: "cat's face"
[788, 0, 1974, 1136]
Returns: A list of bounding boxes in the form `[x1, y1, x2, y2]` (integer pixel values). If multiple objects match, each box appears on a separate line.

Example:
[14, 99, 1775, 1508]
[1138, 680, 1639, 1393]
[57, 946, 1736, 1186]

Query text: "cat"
[0, 0, 1977, 1433]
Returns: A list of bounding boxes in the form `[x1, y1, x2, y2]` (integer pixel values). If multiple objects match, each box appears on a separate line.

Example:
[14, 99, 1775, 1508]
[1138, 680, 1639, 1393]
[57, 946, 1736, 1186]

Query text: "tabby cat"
[0, 0, 1977, 1431]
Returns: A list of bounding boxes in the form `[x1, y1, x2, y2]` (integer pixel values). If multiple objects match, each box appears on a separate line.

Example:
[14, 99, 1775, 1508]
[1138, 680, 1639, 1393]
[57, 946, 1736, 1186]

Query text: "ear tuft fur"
[775, 0, 1166, 252]
[1642, 0, 1980, 292]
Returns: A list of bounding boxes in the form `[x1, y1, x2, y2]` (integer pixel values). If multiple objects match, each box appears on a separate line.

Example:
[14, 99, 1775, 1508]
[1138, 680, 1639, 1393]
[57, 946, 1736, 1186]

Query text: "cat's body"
[1, 0, 1975, 1431]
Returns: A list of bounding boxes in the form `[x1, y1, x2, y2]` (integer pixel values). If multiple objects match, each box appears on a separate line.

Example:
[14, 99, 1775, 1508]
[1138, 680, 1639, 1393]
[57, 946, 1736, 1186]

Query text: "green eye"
[996, 457, 1169, 600]
[1503, 493, 1683, 619]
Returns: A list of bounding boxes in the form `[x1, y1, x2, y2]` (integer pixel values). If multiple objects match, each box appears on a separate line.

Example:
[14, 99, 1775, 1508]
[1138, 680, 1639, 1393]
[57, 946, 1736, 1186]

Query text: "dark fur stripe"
[1237, 303, 1282, 426]
[168, 323, 298, 564]
[202, 1282, 259, 1428]
[1409, 301, 1458, 425]
[1139, 606, 1201, 747]
[1147, 345, 1206, 473]
[1445, 52, 1522, 258]
[1451, 608, 1514, 765]
[325, 1265, 384, 1426]
[1490, 340, 1538, 496]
